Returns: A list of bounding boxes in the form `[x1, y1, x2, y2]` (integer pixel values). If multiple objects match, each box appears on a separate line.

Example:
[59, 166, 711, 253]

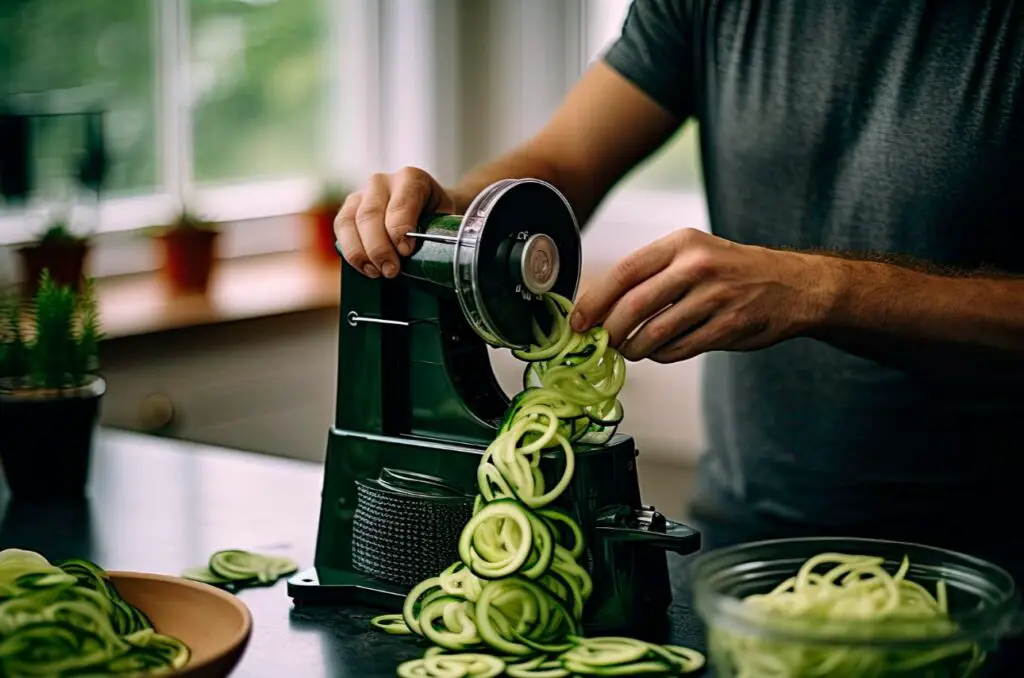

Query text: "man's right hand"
[334, 167, 456, 279]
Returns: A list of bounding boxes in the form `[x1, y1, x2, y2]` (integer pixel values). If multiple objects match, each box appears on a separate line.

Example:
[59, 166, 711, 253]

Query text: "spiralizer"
[287, 178, 701, 633]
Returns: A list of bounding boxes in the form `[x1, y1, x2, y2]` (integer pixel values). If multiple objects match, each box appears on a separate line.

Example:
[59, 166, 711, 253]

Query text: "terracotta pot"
[155, 228, 220, 295]
[16, 242, 89, 297]
[0, 376, 106, 501]
[307, 208, 340, 263]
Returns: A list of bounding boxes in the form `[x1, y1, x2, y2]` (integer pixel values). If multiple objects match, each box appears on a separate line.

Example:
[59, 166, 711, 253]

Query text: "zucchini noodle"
[0, 549, 190, 676]
[182, 549, 298, 589]
[710, 553, 986, 678]
[371, 293, 706, 677]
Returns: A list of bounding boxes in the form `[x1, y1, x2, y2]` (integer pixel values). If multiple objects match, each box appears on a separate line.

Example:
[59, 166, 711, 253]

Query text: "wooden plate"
[109, 571, 253, 678]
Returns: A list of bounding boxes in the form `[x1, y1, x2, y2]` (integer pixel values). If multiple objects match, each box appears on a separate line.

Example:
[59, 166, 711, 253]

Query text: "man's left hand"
[570, 228, 840, 363]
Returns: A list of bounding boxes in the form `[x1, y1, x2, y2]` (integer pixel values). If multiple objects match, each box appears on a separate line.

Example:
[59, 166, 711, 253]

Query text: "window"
[4, 0, 707, 262]
[0, 0, 158, 199]
[0, 0, 368, 253]
[189, 0, 328, 185]
[583, 0, 702, 194]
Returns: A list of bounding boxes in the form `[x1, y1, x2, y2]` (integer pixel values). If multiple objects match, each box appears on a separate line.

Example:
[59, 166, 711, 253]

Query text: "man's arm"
[571, 228, 1024, 379]
[447, 62, 683, 225]
[812, 255, 1024, 377]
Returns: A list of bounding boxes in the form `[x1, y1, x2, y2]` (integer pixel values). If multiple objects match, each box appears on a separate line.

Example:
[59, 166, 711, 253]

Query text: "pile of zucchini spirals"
[370, 294, 706, 678]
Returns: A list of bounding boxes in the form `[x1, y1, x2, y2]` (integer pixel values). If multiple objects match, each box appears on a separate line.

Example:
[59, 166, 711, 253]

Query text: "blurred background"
[0, 0, 707, 519]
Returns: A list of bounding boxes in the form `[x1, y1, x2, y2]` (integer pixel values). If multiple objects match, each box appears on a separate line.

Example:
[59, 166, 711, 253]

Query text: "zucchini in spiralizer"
[370, 293, 706, 677]
[0, 548, 190, 676]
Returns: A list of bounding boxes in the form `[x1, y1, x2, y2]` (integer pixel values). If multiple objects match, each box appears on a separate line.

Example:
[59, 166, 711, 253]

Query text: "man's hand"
[571, 228, 839, 363]
[571, 227, 1024, 375]
[335, 167, 457, 279]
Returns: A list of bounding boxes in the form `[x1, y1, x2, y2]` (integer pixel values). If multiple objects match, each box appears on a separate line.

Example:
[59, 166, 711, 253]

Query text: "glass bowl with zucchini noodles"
[691, 537, 1022, 678]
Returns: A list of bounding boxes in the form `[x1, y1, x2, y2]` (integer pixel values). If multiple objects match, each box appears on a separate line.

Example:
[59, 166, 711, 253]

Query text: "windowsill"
[98, 250, 340, 340]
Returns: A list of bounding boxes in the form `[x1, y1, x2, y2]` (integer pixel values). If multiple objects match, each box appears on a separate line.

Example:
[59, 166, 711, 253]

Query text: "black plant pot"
[0, 377, 106, 501]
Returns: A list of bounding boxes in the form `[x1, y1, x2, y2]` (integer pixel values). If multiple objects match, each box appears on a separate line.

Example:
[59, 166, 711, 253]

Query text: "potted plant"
[16, 216, 90, 297]
[306, 183, 349, 263]
[0, 270, 104, 501]
[151, 208, 220, 295]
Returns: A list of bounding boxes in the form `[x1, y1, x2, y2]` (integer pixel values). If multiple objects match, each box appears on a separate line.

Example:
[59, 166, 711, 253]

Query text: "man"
[338, 0, 1024, 669]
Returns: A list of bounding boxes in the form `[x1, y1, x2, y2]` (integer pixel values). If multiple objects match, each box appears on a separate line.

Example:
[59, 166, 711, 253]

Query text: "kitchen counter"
[0, 429, 708, 678]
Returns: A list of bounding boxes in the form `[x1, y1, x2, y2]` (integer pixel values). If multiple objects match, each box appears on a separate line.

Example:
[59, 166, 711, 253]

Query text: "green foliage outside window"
[0, 0, 328, 200]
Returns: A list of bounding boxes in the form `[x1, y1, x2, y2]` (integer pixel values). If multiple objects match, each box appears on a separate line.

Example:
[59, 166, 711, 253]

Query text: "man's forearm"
[811, 255, 1024, 377]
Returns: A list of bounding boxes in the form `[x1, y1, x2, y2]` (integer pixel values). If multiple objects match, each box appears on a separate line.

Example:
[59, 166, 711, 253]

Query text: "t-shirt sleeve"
[602, 0, 695, 119]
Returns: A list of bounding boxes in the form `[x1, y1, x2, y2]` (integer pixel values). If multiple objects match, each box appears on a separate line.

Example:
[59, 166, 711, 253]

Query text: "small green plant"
[0, 286, 28, 381]
[35, 217, 88, 246]
[0, 270, 101, 392]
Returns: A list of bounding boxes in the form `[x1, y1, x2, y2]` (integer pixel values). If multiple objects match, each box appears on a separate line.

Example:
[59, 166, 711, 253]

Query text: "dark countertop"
[0, 429, 707, 678]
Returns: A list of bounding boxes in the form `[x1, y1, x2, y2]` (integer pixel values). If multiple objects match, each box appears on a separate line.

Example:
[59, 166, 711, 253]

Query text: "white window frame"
[0, 0, 396, 279]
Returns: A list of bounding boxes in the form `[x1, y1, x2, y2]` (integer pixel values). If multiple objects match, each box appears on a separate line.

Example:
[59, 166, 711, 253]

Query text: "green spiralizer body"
[287, 179, 701, 633]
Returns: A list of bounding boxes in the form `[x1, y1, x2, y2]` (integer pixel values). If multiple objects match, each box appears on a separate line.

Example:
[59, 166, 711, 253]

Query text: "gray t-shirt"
[604, 1, 1024, 555]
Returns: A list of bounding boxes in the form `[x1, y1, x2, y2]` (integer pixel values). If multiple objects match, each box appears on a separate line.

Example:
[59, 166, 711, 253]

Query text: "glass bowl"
[690, 537, 1022, 678]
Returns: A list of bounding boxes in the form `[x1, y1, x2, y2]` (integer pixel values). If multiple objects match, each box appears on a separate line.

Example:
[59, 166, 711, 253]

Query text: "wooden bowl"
[109, 571, 252, 678]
